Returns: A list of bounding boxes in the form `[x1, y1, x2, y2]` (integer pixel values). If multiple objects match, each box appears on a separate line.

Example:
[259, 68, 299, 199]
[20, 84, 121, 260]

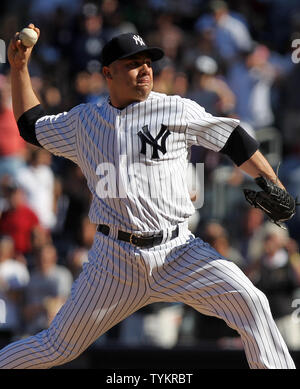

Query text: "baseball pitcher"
[0, 24, 297, 369]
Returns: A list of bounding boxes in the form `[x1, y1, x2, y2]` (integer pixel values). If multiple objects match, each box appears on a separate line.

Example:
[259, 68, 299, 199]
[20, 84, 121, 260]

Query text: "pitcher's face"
[103, 53, 153, 108]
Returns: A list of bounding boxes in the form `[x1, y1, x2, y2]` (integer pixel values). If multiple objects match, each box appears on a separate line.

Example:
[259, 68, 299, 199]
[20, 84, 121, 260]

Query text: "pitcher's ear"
[103, 67, 112, 79]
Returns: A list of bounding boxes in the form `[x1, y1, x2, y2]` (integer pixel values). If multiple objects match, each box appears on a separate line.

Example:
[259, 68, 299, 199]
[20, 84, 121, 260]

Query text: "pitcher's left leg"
[147, 238, 296, 369]
[186, 260, 295, 369]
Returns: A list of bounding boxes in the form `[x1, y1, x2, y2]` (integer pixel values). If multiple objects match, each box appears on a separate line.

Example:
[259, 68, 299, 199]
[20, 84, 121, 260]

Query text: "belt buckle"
[129, 233, 137, 245]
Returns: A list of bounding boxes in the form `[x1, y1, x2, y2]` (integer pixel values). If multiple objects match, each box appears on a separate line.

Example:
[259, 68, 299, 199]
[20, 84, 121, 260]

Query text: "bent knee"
[234, 284, 271, 317]
[33, 329, 82, 368]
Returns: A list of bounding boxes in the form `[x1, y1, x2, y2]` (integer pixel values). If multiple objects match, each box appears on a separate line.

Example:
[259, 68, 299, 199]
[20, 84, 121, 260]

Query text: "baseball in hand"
[19, 28, 38, 47]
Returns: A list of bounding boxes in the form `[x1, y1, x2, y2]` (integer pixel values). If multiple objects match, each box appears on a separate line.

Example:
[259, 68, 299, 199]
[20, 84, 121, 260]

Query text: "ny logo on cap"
[133, 35, 146, 46]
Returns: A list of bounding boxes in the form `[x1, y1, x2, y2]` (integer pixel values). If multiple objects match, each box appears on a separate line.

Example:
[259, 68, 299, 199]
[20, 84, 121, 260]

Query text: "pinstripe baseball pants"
[0, 223, 295, 369]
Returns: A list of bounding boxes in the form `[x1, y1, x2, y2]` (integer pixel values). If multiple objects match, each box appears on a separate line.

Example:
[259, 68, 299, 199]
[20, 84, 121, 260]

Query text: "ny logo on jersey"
[138, 125, 171, 159]
[133, 35, 146, 46]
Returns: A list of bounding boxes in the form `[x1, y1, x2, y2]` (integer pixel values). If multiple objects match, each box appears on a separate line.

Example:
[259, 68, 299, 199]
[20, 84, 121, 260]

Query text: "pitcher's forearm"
[239, 150, 285, 189]
[10, 67, 41, 122]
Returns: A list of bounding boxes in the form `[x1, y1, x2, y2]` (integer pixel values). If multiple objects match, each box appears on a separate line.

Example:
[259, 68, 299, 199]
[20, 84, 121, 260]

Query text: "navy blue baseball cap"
[100, 33, 164, 66]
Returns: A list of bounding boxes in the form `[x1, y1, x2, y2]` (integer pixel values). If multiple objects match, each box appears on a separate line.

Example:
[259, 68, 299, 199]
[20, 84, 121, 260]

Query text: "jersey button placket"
[115, 112, 125, 200]
[118, 112, 131, 199]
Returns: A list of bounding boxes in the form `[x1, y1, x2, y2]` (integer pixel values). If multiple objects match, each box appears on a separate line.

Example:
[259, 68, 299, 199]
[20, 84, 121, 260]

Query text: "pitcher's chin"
[135, 85, 152, 100]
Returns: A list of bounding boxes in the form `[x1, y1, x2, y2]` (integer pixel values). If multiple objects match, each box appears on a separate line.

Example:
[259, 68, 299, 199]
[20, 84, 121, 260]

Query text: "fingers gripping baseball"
[8, 23, 40, 70]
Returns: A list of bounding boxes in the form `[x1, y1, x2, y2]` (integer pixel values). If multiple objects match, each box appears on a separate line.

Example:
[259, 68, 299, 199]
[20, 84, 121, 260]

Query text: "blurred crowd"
[1, 0, 300, 355]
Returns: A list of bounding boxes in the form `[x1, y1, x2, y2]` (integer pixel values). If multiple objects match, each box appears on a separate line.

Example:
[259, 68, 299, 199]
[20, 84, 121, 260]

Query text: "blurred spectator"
[22, 243, 73, 335]
[79, 216, 96, 249]
[51, 176, 69, 237]
[172, 72, 189, 97]
[263, 0, 300, 53]
[16, 146, 56, 231]
[226, 44, 284, 130]
[0, 75, 26, 180]
[28, 0, 81, 19]
[187, 55, 236, 116]
[248, 224, 300, 350]
[119, 303, 184, 348]
[152, 59, 188, 98]
[195, 0, 253, 63]
[73, 71, 91, 104]
[50, 163, 93, 261]
[41, 85, 63, 115]
[238, 206, 265, 266]
[26, 225, 53, 271]
[73, 216, 97, 258]
[88, 72, 108, 104]
[203, 220, 246, 269]
[67, 247, 88, 280]
[147, 12, 185, 65]
[73, 71, 108, 105]
[278, 144, 300, 245]
[279, 64, 300, 150]
[183, 25, 226, 83]
[211, 0, 253, 56]
[71, 4, 108, 74]
[185, 53, 236, 184]
[0, 236, 29, 342]
[153, 58, 176, 95]
[0, 179, 40, 257]
[61, 164, 92, 245]
[100, 0, 120, 26]
[100, 0, 137, 40]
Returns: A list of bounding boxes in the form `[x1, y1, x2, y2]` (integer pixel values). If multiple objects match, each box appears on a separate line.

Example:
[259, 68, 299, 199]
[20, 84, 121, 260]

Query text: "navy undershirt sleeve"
[17, 104, 45, 147]
[219, 125, 259, 166]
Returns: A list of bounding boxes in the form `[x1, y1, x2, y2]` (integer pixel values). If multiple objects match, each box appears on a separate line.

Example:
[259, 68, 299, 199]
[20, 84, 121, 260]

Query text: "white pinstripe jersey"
[35, 91, 239, 232]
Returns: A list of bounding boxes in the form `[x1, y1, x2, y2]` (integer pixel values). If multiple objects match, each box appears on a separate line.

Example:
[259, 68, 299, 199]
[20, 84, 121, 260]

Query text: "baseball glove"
[243, 176, 299, 229]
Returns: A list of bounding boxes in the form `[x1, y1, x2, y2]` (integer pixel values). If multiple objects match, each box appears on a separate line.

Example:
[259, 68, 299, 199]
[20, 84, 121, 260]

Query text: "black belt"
[97, 224, 179, 248]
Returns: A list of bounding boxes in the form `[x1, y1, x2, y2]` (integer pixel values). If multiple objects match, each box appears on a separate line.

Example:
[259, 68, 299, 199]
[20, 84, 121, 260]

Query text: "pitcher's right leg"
[0, 236, 149, 369]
